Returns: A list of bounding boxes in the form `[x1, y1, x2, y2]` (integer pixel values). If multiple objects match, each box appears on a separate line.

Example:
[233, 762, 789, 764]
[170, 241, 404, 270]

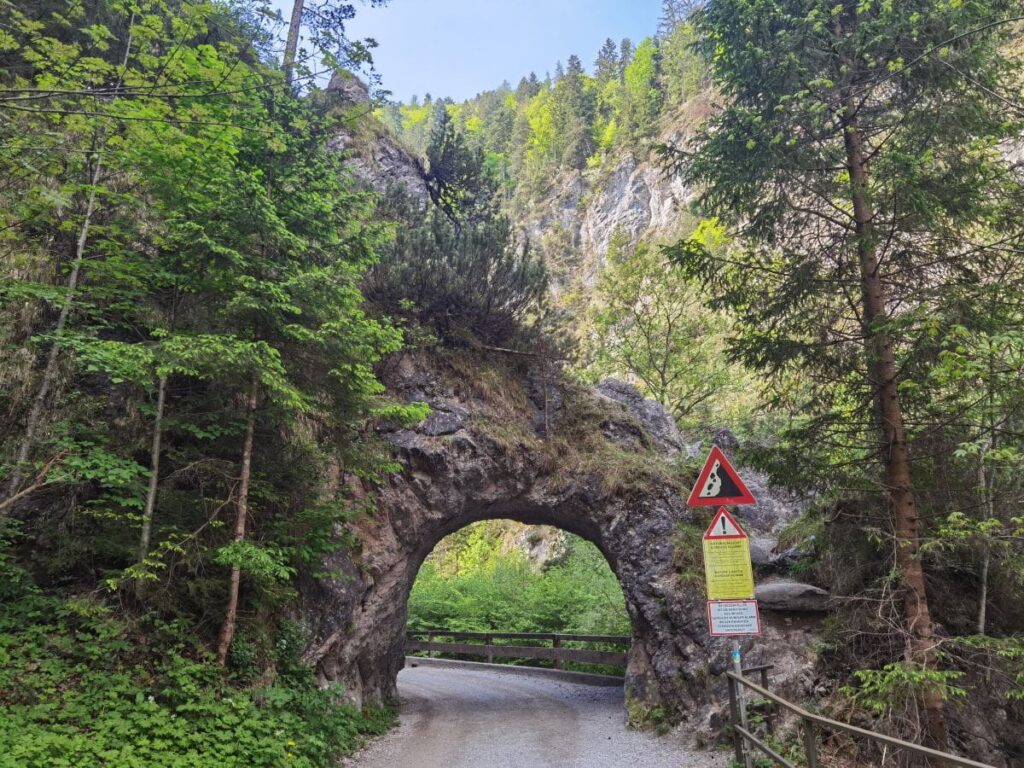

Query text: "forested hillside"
[0, 1, 415, 764]
[3, 0, 1024, 765]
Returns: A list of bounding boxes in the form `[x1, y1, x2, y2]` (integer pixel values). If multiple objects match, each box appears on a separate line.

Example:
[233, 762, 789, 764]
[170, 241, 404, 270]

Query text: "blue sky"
[273, 0, 662, 102]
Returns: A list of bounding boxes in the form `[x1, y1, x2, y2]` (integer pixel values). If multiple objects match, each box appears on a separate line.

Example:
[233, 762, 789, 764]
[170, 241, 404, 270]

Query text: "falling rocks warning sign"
[702, 507, 755, 601]
[687, 445, 756, 507]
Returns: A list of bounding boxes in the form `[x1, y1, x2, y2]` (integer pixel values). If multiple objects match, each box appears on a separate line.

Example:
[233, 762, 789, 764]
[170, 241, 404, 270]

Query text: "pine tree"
[594, 38, 619, 86]
[620, 38, 661, 141]
[618, 38, 634, 79]
[657, 0, 695, 38]
[552, 54, 596, 168]
[424, 103, 494, 223]
[516, 73, 542, 101]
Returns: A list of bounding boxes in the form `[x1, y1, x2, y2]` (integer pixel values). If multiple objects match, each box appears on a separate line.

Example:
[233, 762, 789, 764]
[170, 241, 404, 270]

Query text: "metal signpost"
[690, 448, 759, 768]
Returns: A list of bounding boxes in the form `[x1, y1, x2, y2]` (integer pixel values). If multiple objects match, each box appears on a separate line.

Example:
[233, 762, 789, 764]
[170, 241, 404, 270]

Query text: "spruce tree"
[553, 54, 596, 168]
[594, 38, 619, 86]
[618, 38, 634, 79]
[674, 0, 1024, 750]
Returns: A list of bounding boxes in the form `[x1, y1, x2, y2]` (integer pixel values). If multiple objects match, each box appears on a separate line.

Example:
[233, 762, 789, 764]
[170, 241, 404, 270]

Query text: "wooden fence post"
[760, 667, 775, 735]
[803, 718, 819, 768]
[485, 633, 493, 664]
[553, 635, 561, 670]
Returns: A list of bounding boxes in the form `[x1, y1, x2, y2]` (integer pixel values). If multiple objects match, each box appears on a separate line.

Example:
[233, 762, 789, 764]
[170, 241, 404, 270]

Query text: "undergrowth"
[0, 550, 393, 768]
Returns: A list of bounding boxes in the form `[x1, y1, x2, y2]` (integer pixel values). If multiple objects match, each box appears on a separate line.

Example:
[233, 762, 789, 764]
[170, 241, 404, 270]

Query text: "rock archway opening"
[405, 519, 633, 676]
[298, 352, 812, 726]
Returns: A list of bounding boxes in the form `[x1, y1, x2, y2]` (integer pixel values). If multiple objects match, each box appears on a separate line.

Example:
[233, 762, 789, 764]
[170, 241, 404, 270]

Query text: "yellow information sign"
[702, 507, 755, 600]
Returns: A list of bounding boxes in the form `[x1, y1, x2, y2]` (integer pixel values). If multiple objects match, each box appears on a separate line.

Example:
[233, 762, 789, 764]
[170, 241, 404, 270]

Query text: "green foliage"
[212, 541, 295, 585]
[366, 194, 548, 347]
[620, 38, 662, 142]
[671, 0, 1024, 652]
[580, 228, 759, 429]
[955, 635, 1024, 701]
[0, 0, 413, 728]
[424, 103, 495, 222]
[407, 524, 630, 666]
[384, 26, 704, 196]
[0, 552, 392, 767]
[841, 663, 966, 717]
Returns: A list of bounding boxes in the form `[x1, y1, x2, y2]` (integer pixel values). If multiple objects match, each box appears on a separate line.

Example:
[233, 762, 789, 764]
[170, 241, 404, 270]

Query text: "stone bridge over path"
[296, 351, 820, 723]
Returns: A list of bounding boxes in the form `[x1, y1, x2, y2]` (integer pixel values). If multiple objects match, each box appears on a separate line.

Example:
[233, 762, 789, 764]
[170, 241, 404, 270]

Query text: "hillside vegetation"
[3, 0, 1024, 764]
[409, 524, 628, 637]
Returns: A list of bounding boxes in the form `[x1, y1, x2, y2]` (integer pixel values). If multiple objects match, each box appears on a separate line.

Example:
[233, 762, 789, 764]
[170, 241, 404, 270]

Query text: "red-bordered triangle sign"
[687, 445, 756, 506]
[703, 507, 748, 540]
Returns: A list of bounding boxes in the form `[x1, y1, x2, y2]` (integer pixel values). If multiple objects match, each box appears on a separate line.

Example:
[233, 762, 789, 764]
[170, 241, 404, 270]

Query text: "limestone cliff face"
[326, 76, 696, 292]
[519, 149, 693, 292]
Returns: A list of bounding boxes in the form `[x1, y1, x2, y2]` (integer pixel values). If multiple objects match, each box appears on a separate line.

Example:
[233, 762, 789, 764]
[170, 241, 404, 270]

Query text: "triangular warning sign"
[687, 445, 756, 506]
[703, 507, 747, 540]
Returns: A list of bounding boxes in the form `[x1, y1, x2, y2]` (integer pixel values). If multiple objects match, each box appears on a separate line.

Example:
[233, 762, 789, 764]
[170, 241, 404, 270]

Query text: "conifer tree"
[673, 0, 1024, 749]
[552, 54, 596, 168]
[594, 38, 619, 86]
[618, 38, 634, 79]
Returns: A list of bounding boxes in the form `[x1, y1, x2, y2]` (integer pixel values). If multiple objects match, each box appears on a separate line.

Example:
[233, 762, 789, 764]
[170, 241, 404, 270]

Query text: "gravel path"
[346, 663, 729, 768]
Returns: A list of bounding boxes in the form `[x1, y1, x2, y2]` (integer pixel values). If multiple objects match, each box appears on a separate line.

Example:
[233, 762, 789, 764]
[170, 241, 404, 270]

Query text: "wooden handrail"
[406, 629, 630, 644]
[405, 629, 629, 670]
[726, 671, 996, 768]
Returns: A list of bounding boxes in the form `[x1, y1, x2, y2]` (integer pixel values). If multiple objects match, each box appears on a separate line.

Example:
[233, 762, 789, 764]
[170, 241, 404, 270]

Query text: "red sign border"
[703, 506, 748, 541]
[687, 445, 757, 507]
[706, 599, 762, 637]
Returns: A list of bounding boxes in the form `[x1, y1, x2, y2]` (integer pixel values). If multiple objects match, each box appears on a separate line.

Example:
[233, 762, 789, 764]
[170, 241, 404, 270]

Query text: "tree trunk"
[137, 374, 168, 565]
[977, 544, 990, 636]
[216, 376, 259, 666]
[842, 106, 949, 751]
[976, 423, 997, 635]
[3, 157, 103, 506]
[283, 0, 305, 85]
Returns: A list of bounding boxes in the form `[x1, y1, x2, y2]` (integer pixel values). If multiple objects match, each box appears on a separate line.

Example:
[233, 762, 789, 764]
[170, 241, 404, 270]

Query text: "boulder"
[756, 581, 830, 613]
[420, 400, 470, 436]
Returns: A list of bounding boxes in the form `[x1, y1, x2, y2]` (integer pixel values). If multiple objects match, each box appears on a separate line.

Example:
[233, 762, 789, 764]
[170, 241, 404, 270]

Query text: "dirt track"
[347, 663, 728, 768]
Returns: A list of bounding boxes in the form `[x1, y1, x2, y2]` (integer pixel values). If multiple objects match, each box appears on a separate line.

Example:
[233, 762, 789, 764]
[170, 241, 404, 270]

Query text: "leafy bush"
[0, 552, 392, 768]
[406, 525, 630, 672]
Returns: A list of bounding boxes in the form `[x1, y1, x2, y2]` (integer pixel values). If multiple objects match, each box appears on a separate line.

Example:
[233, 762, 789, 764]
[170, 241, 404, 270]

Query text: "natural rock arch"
[297, 352, 807, 721]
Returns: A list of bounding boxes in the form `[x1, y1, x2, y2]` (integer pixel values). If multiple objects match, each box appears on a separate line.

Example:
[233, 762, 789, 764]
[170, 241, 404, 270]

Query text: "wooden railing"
[405, 629, 629, 670]
[726, 670, 996, 768]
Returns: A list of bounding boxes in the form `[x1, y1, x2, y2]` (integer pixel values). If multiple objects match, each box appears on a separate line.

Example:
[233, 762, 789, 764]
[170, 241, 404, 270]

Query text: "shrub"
[0, 552, 392, 768]
[365, 194, 548, 347]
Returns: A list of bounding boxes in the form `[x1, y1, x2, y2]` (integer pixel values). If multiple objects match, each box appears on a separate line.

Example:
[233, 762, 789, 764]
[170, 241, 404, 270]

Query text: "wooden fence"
[405, 629, 629, 670]
[727, 669, 996, 768]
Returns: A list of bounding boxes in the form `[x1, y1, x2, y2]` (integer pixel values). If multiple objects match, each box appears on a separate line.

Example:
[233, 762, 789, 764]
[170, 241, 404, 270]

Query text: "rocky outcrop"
[594, 378, 696, 456]
[517, 147, 694, 293]
[326, 72, 430, 206]
[579, 155, 691, 269]
[296, 351, 815, 724]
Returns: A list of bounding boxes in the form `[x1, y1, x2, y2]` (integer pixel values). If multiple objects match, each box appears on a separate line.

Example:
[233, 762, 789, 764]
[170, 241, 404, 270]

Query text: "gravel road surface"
[347, 662, 728, 768]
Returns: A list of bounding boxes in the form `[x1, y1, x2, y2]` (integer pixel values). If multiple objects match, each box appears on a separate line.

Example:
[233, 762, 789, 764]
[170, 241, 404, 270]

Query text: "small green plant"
[672, 520, 706, 584]
[841, 662, 966, 716]
[626, 699, 675, 734]
[0, 554, 393, 768]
